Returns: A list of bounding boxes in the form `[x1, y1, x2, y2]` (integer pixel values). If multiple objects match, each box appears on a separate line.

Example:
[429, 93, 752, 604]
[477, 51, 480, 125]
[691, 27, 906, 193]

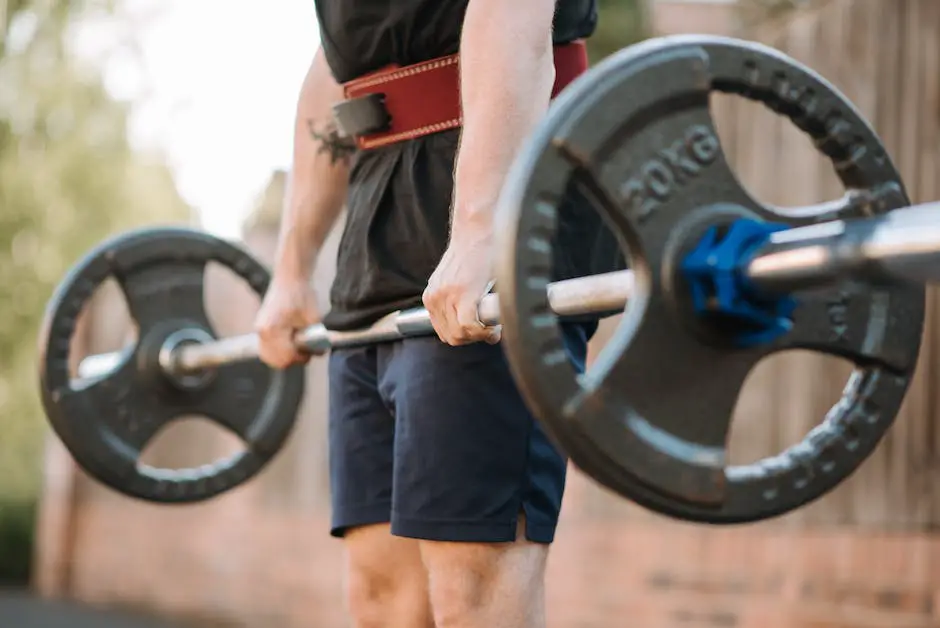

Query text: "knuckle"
[260, 327, 275, 342]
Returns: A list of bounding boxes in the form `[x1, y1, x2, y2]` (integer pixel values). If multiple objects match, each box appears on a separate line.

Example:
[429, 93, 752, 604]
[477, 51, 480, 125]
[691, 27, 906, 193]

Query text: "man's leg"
[328, 346, 433, 628]
[342, 525, 432, 628]
[387, 323, 594, 628]
[419, 520, 548, 628]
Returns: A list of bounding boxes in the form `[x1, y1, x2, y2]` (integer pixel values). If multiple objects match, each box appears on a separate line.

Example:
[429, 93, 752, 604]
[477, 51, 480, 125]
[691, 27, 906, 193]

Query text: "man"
[255, 0, 619, 626]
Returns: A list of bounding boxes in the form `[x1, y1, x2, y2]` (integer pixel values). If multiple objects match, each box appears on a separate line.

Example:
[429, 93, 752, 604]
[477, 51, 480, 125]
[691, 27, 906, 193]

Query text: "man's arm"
[272, 48, 353, 282]
[451, 0, 556, 232]
[256, 48, 353, 369]
[422, 0, 557, 344]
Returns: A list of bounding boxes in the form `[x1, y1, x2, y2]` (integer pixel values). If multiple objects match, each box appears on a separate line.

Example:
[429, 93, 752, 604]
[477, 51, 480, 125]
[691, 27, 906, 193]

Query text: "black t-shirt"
[316, 0, 623, 331]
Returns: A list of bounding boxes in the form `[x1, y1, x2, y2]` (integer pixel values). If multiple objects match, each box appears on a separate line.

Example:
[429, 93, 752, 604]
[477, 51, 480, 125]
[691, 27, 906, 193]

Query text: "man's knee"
[420, 525, 549, 627]
[344, 524, 431, 627]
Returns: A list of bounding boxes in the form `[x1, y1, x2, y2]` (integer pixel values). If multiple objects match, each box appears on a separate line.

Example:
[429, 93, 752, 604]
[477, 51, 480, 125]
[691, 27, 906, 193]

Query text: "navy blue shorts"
[327, 322, 594, 544]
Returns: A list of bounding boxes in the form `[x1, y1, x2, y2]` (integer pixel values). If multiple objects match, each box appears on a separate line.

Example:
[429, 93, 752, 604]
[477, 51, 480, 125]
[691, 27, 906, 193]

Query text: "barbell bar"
[35, 34, 937, 520]
[74, 200, 940, 384]
[74, 269, 635, 381]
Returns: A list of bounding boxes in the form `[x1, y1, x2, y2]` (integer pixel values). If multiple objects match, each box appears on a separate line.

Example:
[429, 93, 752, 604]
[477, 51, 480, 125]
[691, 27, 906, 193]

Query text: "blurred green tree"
[587, 0, 650, 62]
[0, 0, 191, 543]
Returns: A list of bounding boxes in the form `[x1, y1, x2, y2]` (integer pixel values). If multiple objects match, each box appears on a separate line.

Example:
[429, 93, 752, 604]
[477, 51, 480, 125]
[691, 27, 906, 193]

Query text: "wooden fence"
[708, 0, 940, 528]
[33, 1, 940, 626]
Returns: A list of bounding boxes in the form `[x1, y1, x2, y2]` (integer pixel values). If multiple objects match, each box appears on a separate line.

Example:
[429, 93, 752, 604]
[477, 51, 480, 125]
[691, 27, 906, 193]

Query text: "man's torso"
[316, 0, 621, 331]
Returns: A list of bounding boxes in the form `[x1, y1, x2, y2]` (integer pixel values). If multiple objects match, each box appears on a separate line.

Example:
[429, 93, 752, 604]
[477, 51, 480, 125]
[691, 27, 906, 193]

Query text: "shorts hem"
[330, 502, 392, 538]
[390, 515, 558, 544]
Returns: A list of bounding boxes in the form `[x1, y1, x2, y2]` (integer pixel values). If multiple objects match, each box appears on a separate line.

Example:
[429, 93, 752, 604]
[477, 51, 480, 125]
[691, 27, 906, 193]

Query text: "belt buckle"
[332, 92, 391, 138]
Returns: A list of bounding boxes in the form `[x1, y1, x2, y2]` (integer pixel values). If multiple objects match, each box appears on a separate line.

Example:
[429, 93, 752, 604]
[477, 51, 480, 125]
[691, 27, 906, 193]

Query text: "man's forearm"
[274, 49, 353, 281]
[451, 0, 557, 233]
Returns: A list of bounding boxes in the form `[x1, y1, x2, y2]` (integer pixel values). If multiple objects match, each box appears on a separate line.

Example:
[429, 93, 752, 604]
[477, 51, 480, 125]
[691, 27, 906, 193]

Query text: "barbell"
[37, 35, 934, 523]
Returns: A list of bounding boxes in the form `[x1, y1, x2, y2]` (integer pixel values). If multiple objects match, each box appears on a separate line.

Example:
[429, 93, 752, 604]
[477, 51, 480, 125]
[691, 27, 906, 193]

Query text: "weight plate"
[495, 35, 925, 523]
[38, 227, 305, 503]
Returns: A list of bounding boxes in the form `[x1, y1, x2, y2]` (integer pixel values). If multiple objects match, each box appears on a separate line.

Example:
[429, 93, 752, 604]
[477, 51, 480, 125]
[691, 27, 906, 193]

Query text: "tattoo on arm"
[307, 119, 357, 166]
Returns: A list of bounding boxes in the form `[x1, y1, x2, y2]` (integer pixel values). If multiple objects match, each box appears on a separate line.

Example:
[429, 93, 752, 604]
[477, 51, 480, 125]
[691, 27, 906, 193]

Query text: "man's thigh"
[419, 520, 549, 625]
[385, 322, 593, 544]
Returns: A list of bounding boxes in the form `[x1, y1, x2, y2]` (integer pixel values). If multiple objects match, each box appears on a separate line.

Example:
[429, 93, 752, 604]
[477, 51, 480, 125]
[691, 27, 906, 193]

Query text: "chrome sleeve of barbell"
[745, 201, 940, 293]
[855, 201, 940, 285]
[169, 333, 262, 374]
[546, 270, 635, 317]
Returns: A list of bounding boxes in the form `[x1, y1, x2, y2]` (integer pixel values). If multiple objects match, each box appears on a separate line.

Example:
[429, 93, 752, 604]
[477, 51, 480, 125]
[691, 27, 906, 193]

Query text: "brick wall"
[49, 493, 940, 628]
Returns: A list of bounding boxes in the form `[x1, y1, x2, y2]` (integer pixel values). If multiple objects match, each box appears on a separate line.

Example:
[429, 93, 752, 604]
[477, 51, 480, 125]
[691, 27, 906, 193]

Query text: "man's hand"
[423, 226, 501, 346]
[256, 279, 321, 369]
[429, 0, 555, 348]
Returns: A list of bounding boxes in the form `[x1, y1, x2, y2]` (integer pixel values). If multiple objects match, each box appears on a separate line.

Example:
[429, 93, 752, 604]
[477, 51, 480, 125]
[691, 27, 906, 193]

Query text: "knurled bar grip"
[76, 269, 636, 380]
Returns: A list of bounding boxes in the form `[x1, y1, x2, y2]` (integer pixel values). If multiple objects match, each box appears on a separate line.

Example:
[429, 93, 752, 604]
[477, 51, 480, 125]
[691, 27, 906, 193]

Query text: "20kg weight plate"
[495, 35, 925, 523]
[38, 227, 305, 503]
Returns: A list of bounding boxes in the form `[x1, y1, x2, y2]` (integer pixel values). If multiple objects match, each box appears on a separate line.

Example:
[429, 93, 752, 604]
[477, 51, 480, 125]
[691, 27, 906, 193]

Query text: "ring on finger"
[474, 279, 498, 329]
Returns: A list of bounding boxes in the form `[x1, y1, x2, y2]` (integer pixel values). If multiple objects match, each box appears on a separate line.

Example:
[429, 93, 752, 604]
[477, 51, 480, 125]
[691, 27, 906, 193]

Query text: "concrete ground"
[0, 590, 187, 628]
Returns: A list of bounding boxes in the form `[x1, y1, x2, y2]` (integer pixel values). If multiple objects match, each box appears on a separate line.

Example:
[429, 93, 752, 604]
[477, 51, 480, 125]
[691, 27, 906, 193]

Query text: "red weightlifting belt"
[334, 40, 589, 150]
